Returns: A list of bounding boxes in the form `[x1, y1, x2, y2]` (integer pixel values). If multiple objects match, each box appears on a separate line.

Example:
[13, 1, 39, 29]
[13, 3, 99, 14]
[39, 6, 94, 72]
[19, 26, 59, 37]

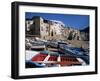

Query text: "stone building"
[25, 16, 65, 40]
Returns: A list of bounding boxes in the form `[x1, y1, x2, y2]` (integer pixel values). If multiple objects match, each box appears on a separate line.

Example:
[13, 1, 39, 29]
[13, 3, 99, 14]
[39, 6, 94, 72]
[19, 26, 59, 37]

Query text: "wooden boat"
[30, 51, 82, 67]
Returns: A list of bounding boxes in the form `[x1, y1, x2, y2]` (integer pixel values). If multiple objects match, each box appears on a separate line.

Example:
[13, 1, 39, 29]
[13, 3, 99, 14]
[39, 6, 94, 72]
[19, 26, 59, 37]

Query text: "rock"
[63, 27, 89, 41]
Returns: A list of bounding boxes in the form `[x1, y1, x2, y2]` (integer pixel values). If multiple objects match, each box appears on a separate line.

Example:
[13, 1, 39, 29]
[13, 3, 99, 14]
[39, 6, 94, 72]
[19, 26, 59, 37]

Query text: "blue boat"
[58, 42, 89, 64]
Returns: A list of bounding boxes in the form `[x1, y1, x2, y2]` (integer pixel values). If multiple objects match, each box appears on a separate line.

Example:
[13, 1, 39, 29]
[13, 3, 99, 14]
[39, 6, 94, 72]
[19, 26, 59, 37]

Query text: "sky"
[25, 12, 89, 30]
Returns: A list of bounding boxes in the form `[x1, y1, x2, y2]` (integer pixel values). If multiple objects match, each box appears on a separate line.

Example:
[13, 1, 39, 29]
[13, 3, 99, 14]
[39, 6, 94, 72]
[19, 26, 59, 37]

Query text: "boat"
[30, 40, 46, 50]
[58, 42, 89, 64]
[30, 50, 82, 67]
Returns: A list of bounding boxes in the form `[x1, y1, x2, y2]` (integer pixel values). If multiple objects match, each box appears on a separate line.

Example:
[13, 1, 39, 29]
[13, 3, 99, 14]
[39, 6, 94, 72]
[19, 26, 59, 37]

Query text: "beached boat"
[28, 50, 82, 67]
[58, 42, 89, 64]
[30, 40, 46, 50]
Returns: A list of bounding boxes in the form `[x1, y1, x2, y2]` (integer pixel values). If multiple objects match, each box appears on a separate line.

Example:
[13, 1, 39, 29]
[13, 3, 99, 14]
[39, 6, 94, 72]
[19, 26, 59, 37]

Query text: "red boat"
[31, 51, 82, 67]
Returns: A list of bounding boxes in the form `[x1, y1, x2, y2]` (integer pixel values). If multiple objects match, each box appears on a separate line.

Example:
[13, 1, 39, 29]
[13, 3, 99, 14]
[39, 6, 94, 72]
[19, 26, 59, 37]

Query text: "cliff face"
[80, 27, 89, 41]
[63, 27, 89, 41]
